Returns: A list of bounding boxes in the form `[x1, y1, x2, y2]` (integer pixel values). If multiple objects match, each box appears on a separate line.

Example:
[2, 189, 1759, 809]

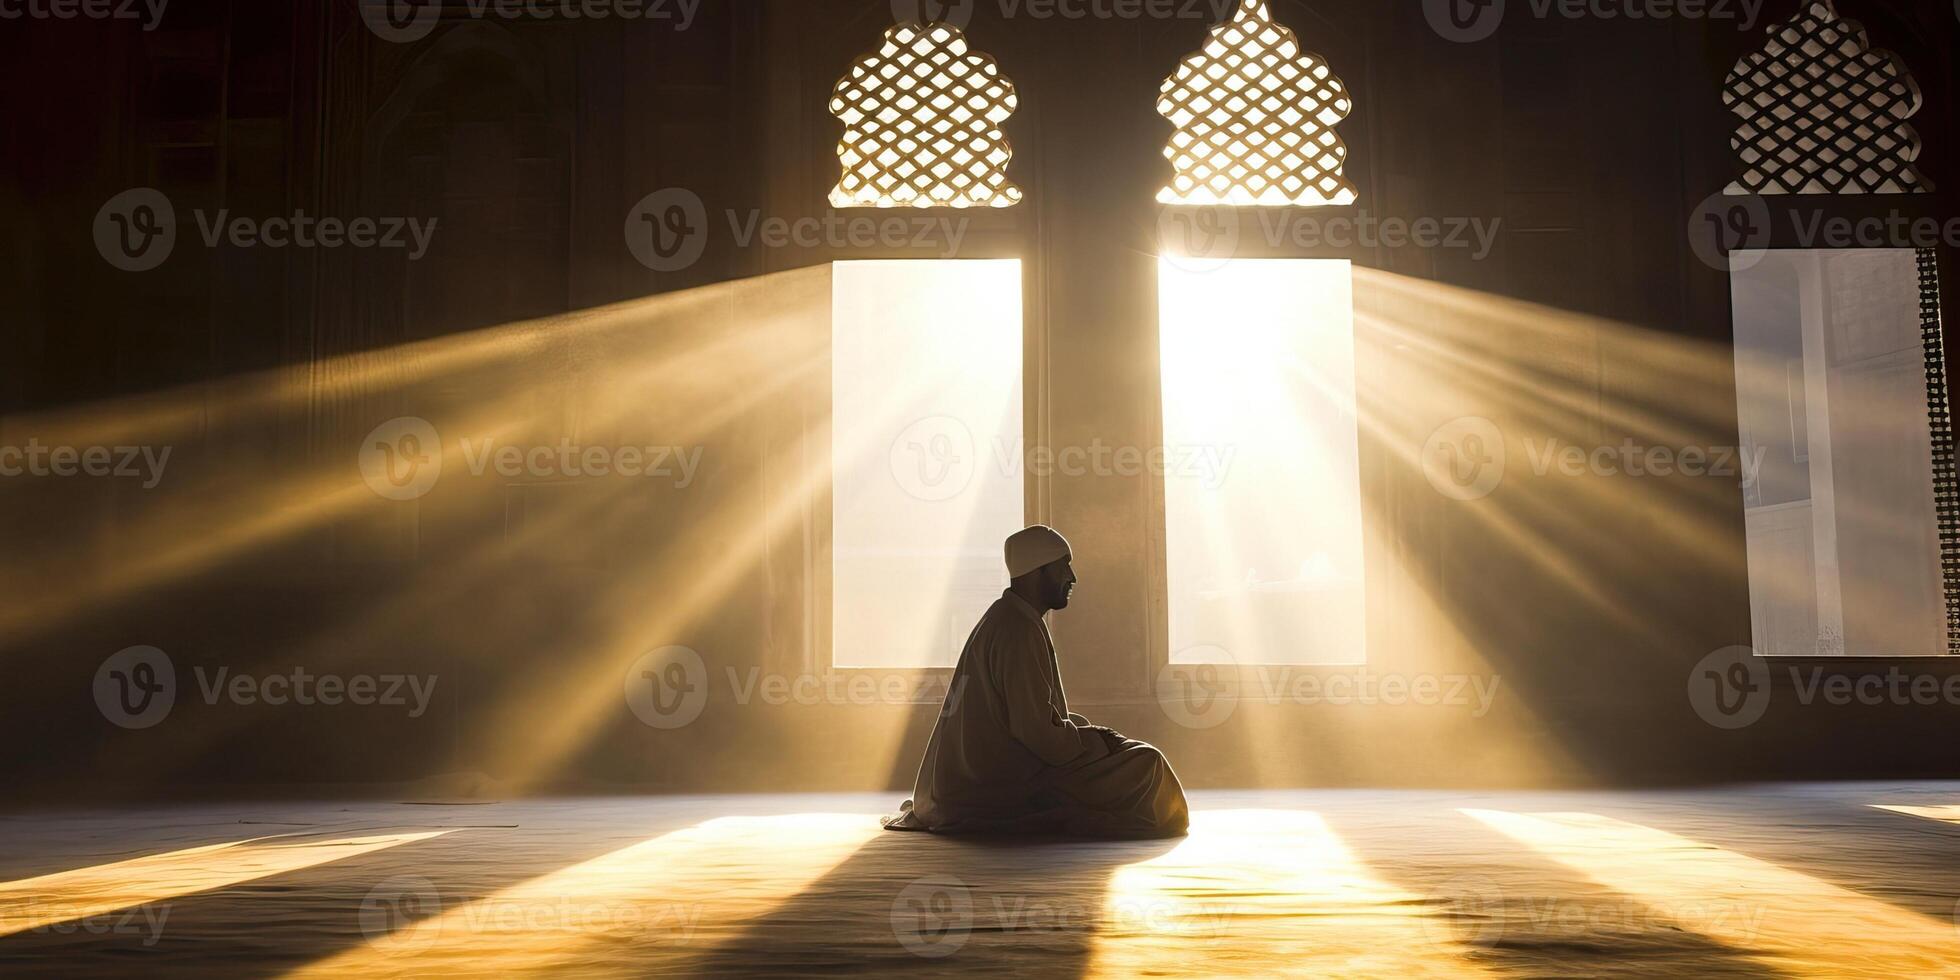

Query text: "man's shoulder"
[972, 595, 1044, 642]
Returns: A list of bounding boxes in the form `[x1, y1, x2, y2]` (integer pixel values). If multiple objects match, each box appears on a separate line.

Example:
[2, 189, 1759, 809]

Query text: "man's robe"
[884, 590, 1189, 839]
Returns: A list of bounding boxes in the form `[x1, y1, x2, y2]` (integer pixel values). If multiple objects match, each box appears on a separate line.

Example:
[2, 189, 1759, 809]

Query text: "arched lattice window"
[828, 19, 1022, 209]
[1156, 0, 1355, 207]
[1723, 0, 1930, 195]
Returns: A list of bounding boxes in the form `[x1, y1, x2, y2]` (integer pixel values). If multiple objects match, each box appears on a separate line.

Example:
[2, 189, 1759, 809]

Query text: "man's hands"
[1067, 712, 1126, 755]
[1084, 724, 1126, 754]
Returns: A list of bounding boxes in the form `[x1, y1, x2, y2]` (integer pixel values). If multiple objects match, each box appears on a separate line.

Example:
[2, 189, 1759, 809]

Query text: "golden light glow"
[0, 831, 449, 938]
[290, 813, 880, 978]
[1465, 808, 1960, 975]
[833, 260, 1024, 668]
[1087, 809, 1492, 977]
[1159, 259, 1366, 666]
[0, 276, 810, 646]
[1870, 803, 1960, 825]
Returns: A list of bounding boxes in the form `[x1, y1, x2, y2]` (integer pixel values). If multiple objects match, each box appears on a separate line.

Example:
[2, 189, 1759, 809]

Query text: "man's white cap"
[1005, 525, 1071, 578]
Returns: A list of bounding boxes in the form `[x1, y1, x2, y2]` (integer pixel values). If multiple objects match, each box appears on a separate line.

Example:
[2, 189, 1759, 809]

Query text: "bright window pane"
[1159, 258, 1367, 665]
[1729, 249, 1946, 656]
[832, 260, 1024, 668]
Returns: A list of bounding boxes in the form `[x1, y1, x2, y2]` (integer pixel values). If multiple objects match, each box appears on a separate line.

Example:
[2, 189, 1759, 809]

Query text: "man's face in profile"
[1039, 557, 1076, 609]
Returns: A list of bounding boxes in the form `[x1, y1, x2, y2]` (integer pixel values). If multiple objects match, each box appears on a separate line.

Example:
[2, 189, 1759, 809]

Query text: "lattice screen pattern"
[1915, 250, 1960, 652]
[828, 22, 1022, 209]
[1723, 0, 1930, 194]
[1157, 0, 1355, 207]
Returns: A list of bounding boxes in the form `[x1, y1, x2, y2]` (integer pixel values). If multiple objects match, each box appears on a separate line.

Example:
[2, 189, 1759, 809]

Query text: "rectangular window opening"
[1159, 258, 1369, 666]
[1729, 248, 1956, 657]
[831, 259, 1025, 669]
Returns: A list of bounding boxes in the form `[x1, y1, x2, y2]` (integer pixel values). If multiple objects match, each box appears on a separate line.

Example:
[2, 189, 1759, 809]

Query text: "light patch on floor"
[290, 813, 881, 978]
[3, 786, 1960, 977]
[1466, 807, 1960, 976]
[1087, 809, 1492, 977]
[1870, 803, 1960, 826]
[0, 831, 448, 940]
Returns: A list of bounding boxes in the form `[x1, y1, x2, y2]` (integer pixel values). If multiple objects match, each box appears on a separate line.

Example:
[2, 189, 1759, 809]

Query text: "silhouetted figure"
[885, 526, 1190, 839]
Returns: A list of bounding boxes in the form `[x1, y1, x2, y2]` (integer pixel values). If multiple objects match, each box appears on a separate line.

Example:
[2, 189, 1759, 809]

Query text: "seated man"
[884, 525, 1189, 839]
